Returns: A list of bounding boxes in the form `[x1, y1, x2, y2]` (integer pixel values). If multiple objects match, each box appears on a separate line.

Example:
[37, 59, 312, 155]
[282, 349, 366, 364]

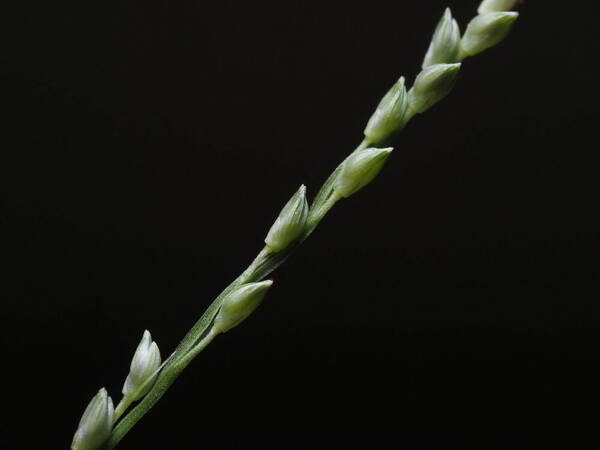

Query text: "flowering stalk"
[70, 1, 521, 448]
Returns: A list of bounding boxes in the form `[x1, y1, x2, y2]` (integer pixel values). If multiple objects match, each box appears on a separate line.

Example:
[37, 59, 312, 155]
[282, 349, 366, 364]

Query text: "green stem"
[105, 366, 181, 449]
[113, 398, 132, 424]
[307, 191, 341, 229]
[173, 328, 219, 371]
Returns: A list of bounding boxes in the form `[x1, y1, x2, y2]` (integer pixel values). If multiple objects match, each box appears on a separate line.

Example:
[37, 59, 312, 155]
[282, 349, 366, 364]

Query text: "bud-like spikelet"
[408, 63, 461, 114]
[265, 185, 309, 253]
[460, 12, 519, 57]
[213, 281, 273, 334]
[333, 147, 393, 198]
[422, 8, 461, 68]
[364, 77, 409, 145]
[478, 0, 519, 14]
[71, 388, 114, 450]
[122, 330, 162, 402]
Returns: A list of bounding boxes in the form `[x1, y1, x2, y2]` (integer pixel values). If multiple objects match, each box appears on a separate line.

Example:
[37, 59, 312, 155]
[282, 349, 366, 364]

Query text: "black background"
[2, 1, 599, 449]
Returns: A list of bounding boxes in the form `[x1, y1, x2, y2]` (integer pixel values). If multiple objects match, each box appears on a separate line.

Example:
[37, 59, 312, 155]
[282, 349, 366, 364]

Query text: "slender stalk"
[172, 329, 219, 371]
[105, 366, 181, 449]
[112, 399, 132, 424]
[308, 191, 341, 228]
[91, 3, 521, 448]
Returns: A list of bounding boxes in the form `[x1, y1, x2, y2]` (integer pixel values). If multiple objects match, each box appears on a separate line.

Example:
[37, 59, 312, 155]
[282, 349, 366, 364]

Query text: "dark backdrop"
[2, 1, 599, 449]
